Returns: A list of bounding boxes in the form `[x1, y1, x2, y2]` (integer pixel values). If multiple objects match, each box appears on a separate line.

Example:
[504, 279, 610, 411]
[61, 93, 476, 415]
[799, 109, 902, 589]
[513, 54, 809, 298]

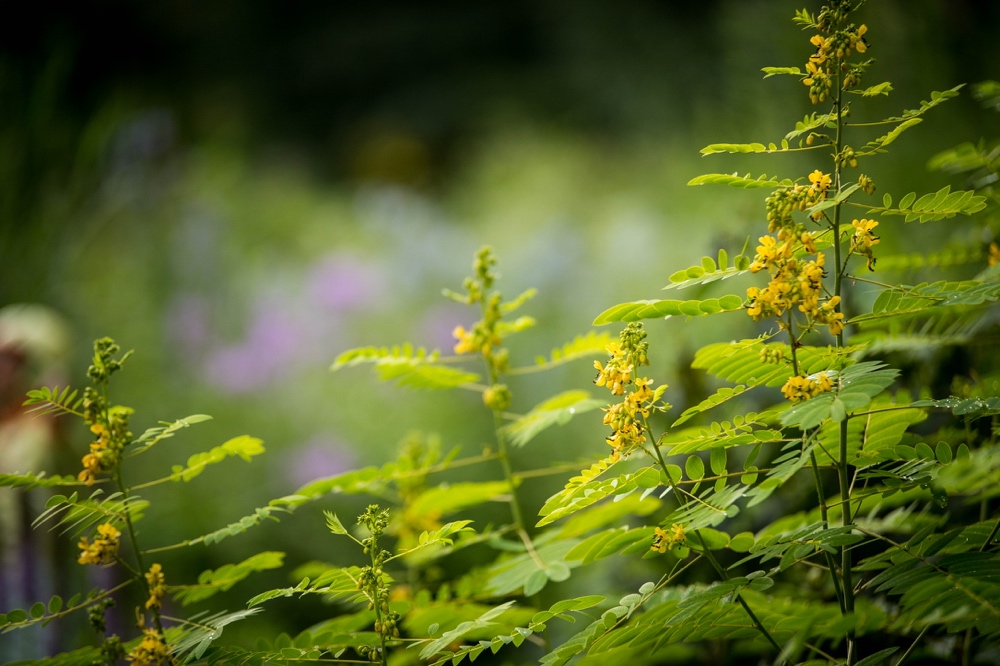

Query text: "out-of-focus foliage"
[3, 1, 1000, 664]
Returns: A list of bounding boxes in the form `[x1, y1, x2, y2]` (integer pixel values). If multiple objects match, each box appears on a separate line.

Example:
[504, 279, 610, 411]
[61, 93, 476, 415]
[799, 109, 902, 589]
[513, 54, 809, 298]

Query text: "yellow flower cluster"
[746, 246, 844, 335]
[651, 523, 687, 553]
[803, 23, 868, 104]
[989, 242, 1000, 267]
[593, 341, 633, 396]
[851, 218, 880, 271]
[781, 372, 835, 403]
[79, 405, 133, 486]
[145, 563, 167, 611]
[77, 523, 121, 566]
[127, 627, 172, 666]
[595, 324, 659, 459]
[764, 170, 831, 236]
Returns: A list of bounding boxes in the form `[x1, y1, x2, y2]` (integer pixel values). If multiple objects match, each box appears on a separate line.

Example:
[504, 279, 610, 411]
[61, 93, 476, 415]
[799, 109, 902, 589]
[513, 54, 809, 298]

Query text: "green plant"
[3, 2, 1000, 665]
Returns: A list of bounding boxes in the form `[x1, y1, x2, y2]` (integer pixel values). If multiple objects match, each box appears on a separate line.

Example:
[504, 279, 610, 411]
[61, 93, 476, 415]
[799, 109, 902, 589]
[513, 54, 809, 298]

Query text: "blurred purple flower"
[203, 299, 302, 393]
[287, 434, 355, 487]
[308, 254, 387, 312]
[419, 302, 470, 352]
[165, 294, 211, 355]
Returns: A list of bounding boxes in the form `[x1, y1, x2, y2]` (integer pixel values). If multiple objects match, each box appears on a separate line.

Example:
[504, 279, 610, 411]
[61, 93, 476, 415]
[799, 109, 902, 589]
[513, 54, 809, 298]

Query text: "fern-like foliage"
[330, 343, 480, 389]
[416, 595, 604, 665]
[32, 490, 148, 536]
[537, 465, 664, 527]
[687, 173, 793, 189]
[593, 295, 744, 325]
[672, 385, 748, 427]
[168, 608, 262, 663]
[852, 185, 987, 222]
[127, 414, 213, 458]
[22, 385, 84, 418]
[173, 552, 285, 606]
[500, 390, 604, 448]
[662, 249, 751, 290]
[0, 471, 81, 490]
[169, 435, 265, 482]
[517, 330, 614, 373]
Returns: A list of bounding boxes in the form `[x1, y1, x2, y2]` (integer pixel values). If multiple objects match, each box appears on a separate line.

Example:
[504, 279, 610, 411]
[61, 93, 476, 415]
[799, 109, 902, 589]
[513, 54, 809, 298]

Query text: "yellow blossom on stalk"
[781, 372, 835, 403]
[808, 170, 832, 194]
[651, 523, 687, 553]
[451, 326, 476, 354]
[813, 296, 845, 336]
[593, 342, 632, 396]
[597, 323, 661, 459]
[127, 627, 171, 666]
[800, 232, 818, 254]
[145, 564, 167, 611]
[851, 219, 880, 271]
[77, 523, 121, 566]
[851, 24, 869, 54]
[809, 34, 829, 63]
[989, 242, 1000, 267]
[749, 235, 792, 273]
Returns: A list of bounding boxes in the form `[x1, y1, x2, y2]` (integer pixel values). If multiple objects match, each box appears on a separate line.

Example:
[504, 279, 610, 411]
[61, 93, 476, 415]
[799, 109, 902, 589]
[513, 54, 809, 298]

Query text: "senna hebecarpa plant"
[4, 1, 1000, 665]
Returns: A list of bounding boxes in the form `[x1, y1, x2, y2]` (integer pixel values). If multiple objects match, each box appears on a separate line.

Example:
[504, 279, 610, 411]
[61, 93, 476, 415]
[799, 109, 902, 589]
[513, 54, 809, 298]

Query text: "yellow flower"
[989, 242, 1000, 267]
[781, 372, 835, 404]
[853, 24, 869, 53]
[800, 232, 818, 254]
[651, 523, 687, 553]
[127, 628, 171, 666]
[451, 325, 476, 355]
[77, 523, 121, 566]
[808, 170, 832, 193]
[851, 219, 880, 271]
[145, 563, 167, 611]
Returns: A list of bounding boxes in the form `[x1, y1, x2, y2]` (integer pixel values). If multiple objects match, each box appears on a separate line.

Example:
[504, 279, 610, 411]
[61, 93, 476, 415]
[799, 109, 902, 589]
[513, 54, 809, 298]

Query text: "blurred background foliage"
[1, 0, 998, 653]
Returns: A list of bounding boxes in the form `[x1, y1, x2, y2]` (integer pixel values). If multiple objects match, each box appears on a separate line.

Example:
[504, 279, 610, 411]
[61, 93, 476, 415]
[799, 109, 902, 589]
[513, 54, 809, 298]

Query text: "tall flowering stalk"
[451, 247, 536, 544]
[72, 339, 173, 666]
[744, 4, 881, 663]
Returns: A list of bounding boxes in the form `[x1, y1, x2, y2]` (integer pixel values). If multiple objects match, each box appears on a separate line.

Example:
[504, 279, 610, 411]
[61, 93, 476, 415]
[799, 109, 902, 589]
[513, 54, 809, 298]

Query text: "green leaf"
[324, 511, 349, 536]
[761, 66, 803, 78]
[672, 385, 748, 427]
[687, 173, 792, 189]
[849, 81, 893, 97]
[0, 471, 81, 490]
[128, 414, 214, 458]
[593, 296, 744, 325]
[524, 331, 615, 372]
[685, 456, 705, 481]
[170, 435, 265, 482]
[537, 464, 662, 527]
[173, 552, 285, 605]
[29, 602, 46, 619]
[409, 481, 511, 519]
[500, 391, 604, 448]
[22, 385, 84, 418]
[418, 602, 518, 659]
[865, 185, 987, 223]
[700, 142, 801, 156]
[710, 448, 727, 476]
[331, 344, 480, 389]
[854, 648, 899, 666]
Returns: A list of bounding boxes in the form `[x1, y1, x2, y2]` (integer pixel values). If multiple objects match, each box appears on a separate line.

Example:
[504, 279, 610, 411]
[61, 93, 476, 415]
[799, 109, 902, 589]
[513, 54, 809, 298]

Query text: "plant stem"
[690, 531, 784, 657]
[832, 42, 857, 666]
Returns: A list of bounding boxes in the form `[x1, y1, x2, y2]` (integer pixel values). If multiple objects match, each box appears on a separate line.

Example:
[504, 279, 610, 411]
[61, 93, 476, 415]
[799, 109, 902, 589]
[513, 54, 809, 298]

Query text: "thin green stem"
[898, 627, 930, 666]
[691, 531, 784, 657]
[810, 451, 846, 613]
[832, 44, 857, 666]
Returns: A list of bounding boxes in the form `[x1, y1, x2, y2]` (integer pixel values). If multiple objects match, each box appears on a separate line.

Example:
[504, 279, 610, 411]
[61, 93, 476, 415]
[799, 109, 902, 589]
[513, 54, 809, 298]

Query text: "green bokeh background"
[1, 0, 998, 657]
